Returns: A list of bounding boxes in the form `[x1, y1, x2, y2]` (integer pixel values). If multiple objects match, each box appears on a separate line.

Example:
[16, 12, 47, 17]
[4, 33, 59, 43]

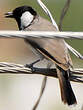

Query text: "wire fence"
[0, 31, 83, 39]
[0, 62, 83, 83]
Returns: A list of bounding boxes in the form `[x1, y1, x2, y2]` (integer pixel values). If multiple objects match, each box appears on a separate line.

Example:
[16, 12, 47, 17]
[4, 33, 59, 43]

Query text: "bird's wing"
[40, 38, 72, 70]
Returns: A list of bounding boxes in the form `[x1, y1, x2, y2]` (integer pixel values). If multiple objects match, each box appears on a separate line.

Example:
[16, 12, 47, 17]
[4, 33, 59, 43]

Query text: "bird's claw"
[24, 59, 41, 72]
[24, 63, 35, 72]
[24, 63, 34, 68]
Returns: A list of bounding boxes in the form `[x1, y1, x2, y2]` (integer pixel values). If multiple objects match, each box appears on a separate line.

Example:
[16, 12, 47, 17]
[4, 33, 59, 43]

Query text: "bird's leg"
[25, 59, 41, 69]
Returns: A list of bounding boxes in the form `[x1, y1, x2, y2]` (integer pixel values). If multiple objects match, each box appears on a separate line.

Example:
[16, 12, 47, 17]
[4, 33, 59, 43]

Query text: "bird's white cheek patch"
[21, 11, 34, 28]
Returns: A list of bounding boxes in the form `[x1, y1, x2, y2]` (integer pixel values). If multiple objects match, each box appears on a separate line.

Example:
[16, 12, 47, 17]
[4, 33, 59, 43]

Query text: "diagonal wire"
[32, 76, 47, 110]
[58, 0, 83, 60]
[58, 0, 71, 31]
[37, 0, 59, 30]
[37, 0, 83, 60]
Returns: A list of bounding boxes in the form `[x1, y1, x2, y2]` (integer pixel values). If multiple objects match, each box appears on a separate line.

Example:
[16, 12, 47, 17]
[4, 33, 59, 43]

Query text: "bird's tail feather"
[56, 66, 77, 105]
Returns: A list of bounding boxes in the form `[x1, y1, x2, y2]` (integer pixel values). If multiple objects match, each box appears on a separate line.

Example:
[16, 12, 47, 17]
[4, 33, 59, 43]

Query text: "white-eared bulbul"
[5, 6, 77, 105]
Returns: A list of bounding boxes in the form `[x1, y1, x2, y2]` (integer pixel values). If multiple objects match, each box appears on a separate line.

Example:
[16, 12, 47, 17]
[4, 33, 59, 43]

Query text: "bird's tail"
[56, 66, 77, 105]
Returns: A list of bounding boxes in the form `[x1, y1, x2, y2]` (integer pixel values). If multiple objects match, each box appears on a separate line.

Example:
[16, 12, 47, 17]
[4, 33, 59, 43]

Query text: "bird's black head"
[5, 6, 37, 30]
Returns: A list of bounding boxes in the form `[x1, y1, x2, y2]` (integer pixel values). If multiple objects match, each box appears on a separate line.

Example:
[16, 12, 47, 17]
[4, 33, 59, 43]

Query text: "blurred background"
[0, 0, 83, 110]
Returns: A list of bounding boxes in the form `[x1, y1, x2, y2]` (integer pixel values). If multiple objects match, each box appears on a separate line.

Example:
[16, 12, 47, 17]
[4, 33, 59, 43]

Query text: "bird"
[5, 5, 77, 105]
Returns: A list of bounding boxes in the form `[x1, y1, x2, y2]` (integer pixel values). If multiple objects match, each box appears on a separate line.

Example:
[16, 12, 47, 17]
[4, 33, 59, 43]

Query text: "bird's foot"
[24, 59, 41, 71]
[25, 59, 40, 68]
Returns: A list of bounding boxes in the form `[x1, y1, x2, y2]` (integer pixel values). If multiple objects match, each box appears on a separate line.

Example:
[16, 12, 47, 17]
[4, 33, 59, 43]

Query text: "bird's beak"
[5, 12, 13, 18]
